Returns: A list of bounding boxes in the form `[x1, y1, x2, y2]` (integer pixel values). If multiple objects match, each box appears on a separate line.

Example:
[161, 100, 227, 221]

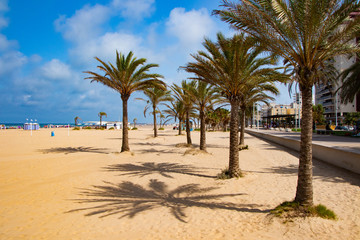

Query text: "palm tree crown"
[85, 51, 165, 152]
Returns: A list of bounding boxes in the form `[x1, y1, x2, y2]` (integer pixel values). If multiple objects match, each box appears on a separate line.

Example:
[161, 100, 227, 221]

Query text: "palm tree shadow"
[39, 146, 110, 155]
[68, 179, 266, 222]
[104, 162, 215, 179]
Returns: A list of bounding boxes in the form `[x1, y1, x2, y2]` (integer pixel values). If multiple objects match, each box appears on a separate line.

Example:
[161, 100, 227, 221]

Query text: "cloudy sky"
[0, 0, 292, 124]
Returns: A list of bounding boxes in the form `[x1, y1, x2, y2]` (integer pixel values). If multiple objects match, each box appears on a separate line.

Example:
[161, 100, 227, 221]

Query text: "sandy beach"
[0, 126, 359, 240]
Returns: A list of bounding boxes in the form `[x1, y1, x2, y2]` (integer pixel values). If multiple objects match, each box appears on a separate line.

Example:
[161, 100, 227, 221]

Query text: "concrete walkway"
[245, 128, 360, 174]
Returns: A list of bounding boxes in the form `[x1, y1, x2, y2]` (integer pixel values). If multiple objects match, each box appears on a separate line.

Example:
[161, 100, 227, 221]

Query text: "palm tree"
[313, 104, 325, 127]
[133, 118, 137, 129]
[215, 0, 360, 206]
[171, 81, 196, 145]
[183, 33, 284, 178]
[138, 87, 172, 137]
[164, 100, 186, 135]
[74, 116, 81, 126]
[338, 53, 360, 104]
[239, 82, 279, 147]
[98, 112, 107, 127]
[186, 81, 219, 151]
[218, 108, 231, 132]
[84, 51, 165, 152]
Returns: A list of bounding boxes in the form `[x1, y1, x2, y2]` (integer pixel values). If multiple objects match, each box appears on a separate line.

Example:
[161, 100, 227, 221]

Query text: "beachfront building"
[315, 51, 359, 125]
[315, 12, 360, 125]
[261, 103, 301, 128]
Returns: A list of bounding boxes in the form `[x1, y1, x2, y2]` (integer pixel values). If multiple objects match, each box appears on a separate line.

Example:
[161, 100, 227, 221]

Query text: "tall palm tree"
[138, 87, 172, 137]
[164, 100, 186, 135]
[74, 116, 81, 126]
[239, 82, 279, 146]
[186, 81, 219, 151]
[98, 112, 107, 127]
[338, 53, 360, 104]
[171, 81, 196, 145]
[183, 33, 284, 178]
[215, 0, 360, 206]
[133, 118, 137, 129]
[85, 51, 165, 152]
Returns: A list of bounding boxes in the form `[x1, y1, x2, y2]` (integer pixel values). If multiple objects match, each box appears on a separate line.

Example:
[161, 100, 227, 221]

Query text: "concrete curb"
[245, 129, 360, 174]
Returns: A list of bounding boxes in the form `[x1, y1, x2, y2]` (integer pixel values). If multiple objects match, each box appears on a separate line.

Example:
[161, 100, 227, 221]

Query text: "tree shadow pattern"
[104, 162, 215, 179]
[68, 179, 265, 222]
[40, 146, 110, 155]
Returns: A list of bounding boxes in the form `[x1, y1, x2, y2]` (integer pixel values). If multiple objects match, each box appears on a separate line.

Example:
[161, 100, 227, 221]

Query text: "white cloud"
[70, 32, 143, 65]
[0, 51, 27, 75]
[166, 8, 216, 47]
[54, 4, 111, 43]
[111, 0, 155, 20]
[0, 34, 17, 52]
[0, 0, 8, 12]
[41, 59, 72, 80]
[0, 0, 8, 30]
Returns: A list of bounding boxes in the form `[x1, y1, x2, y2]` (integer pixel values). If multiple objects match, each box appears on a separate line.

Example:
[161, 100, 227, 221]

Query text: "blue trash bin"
[51, 131, 55, 137]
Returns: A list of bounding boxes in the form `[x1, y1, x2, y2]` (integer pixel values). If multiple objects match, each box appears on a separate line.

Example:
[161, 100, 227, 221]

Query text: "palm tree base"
[238, 144, 249, 151]
[271, 201, 336, 221]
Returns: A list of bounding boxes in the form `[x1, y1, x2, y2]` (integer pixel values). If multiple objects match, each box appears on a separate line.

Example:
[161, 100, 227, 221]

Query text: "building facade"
[315, 13, 360, 125]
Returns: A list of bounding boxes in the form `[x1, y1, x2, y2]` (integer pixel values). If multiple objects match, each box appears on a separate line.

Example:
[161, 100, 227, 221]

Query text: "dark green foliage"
[73, 127, 81, 130]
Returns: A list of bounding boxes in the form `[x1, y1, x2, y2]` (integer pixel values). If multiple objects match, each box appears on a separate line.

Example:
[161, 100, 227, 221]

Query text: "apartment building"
[315, 12, 360, 124]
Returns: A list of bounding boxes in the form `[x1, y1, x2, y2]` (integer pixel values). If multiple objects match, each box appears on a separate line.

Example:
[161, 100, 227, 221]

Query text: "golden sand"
[0, 127, 359, 239]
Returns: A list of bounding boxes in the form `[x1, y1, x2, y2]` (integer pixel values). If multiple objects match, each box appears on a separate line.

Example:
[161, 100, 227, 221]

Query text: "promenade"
[245, 128, 360, 174]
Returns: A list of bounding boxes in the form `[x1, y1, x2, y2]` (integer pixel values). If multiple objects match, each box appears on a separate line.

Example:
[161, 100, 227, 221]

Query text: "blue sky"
[0, 0, 292, 124]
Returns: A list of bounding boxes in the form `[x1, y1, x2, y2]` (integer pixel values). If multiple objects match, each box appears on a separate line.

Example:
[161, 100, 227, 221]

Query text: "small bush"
[158, 127, 164, 130]
[108, 127, 115, 130]
[73, 127, 80, 130]
[83, 126, 92, 130]
[311, 204, 337, 220]
[194, 128, 200, 131]
[217, 168, 231, 179]
[239, 145, 248, 151]
[271, 201, 337, 220]
[292, 128, 301, 132]
[132, 127, 138, 130]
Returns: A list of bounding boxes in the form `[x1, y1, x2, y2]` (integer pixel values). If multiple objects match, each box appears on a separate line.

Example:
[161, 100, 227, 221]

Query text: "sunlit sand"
[0, 126, 359, 239]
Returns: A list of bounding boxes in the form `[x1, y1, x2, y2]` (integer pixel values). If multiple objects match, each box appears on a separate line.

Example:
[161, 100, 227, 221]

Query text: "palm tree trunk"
[178, 119, 182, 135]
[100, 116, 102, 127]
[200, 109, 206, 151]
[121, 96, 130, 152]
[153, 105, 158, 137]
[229, 99, 241, 178]
[295, 85, 313, 206]
[239, 107, 246, 146]
[186, 110, 192, 145]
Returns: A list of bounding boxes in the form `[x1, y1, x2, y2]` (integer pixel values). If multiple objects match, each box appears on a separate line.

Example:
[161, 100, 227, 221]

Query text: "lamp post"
[256, 103, 259, 131]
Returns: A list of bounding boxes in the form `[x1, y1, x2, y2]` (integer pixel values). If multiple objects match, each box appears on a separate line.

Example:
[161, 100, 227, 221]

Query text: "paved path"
[246, 128, 360, 155]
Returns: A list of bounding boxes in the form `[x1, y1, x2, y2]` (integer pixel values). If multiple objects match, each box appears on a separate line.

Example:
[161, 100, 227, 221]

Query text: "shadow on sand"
[68, 179, 266, 222]
[39, 146, 110, 155]
[104, 162, 215, 179]
[250, 139, 360, 187]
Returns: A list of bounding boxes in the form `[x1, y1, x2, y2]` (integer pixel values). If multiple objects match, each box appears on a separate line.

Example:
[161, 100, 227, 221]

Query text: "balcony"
[322, 101, 334, 107]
